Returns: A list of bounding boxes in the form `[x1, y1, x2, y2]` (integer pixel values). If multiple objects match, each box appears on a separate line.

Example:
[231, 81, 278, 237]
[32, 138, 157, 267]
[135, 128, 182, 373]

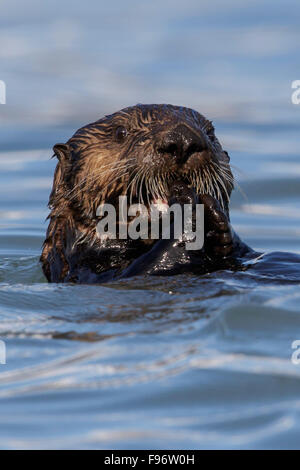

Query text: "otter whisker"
[210, 171, 224, 208]
[63, 160, 136, 201]
[79, 159, 136, 193]
[144, 169, 151, 208]
[147, 174, 155, 202]
[69, 165, 133, 205]
[216, 161, 234, 184]
[156, 172, 166, 201]
[154, 174, 163, 200]
[214, 171, 230, 207]
[148, 174, 156, 200]
[54, 162, 137, 217]
[202, 168, 213, 199]
[139, 171, 147, 205]
[215, 165, 234, 192]
[127, 166, 145, 205]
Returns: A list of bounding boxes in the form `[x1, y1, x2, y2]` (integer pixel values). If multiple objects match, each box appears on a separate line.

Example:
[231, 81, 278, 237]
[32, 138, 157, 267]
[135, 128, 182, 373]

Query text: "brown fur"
[41, 104, 234, 282]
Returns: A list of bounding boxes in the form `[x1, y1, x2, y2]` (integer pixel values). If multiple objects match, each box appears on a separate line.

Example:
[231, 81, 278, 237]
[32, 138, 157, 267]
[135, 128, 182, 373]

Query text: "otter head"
[42, 104, 234, 282]
[50, 104, 233, 222]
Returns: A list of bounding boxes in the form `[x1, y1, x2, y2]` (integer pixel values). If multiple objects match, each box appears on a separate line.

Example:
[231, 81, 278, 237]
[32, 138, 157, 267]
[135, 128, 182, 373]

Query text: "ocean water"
[0, 0, 300, 450]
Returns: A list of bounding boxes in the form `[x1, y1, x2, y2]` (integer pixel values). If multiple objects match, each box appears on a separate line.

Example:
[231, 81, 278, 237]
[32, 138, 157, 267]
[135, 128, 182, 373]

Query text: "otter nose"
[158, 124, 207, 164]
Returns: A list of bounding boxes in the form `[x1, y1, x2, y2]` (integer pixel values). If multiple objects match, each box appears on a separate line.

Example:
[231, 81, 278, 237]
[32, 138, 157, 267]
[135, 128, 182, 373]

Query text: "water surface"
[0, 0, 300, 450]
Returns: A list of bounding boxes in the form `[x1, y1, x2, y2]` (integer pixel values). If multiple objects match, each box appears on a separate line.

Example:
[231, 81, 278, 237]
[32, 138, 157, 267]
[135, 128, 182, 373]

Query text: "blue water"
[0, 0, 300, 449]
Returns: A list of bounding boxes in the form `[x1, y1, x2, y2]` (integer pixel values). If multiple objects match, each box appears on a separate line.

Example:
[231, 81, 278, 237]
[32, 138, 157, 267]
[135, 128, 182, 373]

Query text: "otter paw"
[168, 182, 198, 206]
[201, 194, 234, 259]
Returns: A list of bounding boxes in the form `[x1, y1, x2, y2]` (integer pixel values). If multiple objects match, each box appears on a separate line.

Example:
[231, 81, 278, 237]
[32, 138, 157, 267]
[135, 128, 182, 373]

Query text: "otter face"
[50, 104, 234, 221]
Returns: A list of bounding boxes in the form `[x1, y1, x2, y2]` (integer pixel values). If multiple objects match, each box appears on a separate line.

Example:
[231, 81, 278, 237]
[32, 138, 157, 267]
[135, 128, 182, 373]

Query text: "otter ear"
[53, 143, 71, 162]
[49, 144, 71, 207]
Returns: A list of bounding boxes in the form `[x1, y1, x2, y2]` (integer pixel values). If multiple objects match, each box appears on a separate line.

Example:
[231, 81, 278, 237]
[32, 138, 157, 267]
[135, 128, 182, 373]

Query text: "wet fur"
[41, 104, 250, 283]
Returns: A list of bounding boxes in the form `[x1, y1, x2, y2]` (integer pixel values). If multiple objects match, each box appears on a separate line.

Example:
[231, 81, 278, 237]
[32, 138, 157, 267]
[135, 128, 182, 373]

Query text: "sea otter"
[41, 104, 253, 283]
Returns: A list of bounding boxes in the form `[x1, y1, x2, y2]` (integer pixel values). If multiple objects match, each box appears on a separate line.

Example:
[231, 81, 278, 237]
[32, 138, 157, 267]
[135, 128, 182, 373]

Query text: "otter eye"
[115, 126, 127, 142]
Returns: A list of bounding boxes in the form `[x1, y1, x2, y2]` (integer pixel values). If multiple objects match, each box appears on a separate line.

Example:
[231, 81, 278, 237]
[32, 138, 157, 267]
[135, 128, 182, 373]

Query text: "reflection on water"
[0, 0, 300, 450]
